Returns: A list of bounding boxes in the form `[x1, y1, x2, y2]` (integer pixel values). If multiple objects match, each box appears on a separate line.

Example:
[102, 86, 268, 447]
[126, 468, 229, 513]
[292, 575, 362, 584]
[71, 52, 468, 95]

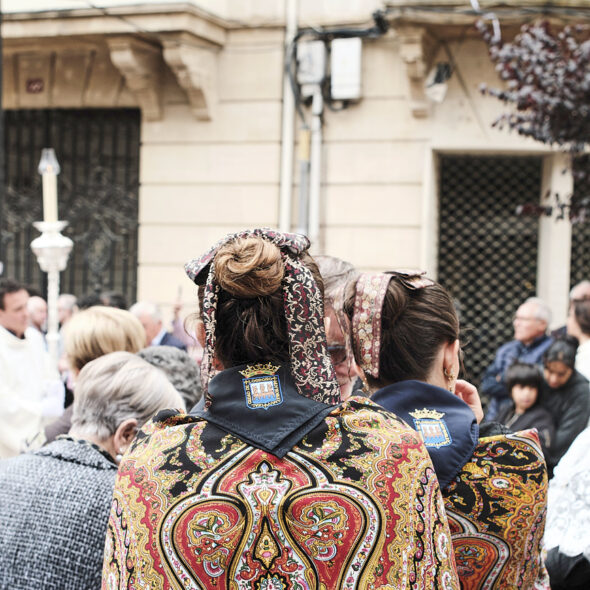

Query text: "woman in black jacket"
[497, 361, 555, 458]
[539, 336, 590, 473]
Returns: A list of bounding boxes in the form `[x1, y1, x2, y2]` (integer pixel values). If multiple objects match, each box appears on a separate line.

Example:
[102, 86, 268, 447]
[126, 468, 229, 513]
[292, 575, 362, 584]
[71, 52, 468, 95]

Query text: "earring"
[443, 367, 456, 392]
[115, 449, 124, 464]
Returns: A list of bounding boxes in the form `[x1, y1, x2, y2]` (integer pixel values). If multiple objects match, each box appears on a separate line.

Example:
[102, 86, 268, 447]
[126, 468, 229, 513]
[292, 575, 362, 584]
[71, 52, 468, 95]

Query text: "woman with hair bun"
[102, 230, 459, 589]
[343, 271, 549, 589]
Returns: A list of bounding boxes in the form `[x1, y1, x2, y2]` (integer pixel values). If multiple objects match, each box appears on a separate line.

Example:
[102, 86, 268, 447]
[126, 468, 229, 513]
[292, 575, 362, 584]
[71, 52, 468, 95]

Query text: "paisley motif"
[102, 397, 459, 589]
[443, 430, 550, 589]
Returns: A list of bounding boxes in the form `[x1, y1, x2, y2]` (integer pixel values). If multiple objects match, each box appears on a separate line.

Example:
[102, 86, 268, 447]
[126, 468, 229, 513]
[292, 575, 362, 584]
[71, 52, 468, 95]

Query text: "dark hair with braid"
[543, 335, 579, 369]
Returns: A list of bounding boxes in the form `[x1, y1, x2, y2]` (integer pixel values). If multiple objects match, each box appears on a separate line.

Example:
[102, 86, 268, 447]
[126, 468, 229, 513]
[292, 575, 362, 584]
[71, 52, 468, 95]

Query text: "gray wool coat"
[0, 437, 118, 589]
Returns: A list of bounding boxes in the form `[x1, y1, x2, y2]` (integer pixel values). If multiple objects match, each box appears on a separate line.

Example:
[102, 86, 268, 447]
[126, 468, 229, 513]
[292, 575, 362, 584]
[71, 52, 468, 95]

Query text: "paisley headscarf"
[351, 270, 435, 378]
[185, 228, 340, 406]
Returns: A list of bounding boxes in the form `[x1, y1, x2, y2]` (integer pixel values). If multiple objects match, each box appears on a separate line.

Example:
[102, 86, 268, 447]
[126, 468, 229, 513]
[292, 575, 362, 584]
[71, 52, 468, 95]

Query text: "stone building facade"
[2, 0, 588, 376]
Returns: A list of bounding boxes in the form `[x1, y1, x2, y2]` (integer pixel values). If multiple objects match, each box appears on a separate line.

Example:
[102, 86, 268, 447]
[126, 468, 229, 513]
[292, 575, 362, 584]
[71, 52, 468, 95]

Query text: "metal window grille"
[0, 108, 140, 304]
[570, 155, 590, 288]
[437, 155, 542, 384]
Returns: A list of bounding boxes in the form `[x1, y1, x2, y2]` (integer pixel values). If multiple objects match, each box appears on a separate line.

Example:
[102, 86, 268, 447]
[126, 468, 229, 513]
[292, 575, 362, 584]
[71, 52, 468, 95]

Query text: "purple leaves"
[478, 20, 590, 221]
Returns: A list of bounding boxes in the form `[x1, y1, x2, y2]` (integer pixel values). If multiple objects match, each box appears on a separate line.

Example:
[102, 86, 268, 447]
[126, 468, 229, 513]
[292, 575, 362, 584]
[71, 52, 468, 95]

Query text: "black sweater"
[539, 370, 590, 469]
[497, 403, 555, 459]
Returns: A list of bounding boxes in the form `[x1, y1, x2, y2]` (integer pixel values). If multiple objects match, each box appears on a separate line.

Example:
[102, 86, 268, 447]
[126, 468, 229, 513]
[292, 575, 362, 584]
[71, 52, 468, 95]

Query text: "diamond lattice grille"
[437, 155, 542, 386]
[570, 155, 590, 289]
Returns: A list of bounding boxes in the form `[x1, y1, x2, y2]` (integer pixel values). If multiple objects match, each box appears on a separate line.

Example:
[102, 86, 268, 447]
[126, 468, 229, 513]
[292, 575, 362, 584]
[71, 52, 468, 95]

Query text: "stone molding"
[384, 0, 590, 27]
[397, 26, 435, 118]
[162, 33, 219, 121]
[3, 3, 229, 120]
[3, 3, 227, 45]
[2, 41, 135, 110]
[107, 37, 162, 121]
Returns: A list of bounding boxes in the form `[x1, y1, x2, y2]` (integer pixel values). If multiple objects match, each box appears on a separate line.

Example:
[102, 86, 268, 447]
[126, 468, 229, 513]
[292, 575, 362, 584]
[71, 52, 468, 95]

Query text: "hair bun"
[215, 237, 284, 298]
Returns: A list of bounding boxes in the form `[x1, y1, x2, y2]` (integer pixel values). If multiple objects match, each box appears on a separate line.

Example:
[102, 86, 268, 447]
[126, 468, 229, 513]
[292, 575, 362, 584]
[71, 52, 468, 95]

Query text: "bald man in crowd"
[27, 295, 47, 338]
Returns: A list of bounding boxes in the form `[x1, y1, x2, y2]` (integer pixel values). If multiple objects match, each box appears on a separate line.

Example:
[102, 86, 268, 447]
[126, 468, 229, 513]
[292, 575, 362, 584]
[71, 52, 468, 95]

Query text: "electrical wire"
[288, 10, 390, 117]
[382, 4, 590, 20]
[286, 32, 308, 125]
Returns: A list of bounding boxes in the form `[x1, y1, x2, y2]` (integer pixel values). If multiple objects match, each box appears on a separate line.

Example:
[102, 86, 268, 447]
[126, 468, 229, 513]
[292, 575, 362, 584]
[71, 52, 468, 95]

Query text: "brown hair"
[346, 277, 459, 389]
[572, 298, 590, 336]
[0, 278, 27, 310]
[197, 237, 323, 367]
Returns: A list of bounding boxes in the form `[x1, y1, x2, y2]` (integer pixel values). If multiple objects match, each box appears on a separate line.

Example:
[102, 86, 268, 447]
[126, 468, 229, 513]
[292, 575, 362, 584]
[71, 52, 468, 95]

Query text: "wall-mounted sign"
[26, 78, 44, 93]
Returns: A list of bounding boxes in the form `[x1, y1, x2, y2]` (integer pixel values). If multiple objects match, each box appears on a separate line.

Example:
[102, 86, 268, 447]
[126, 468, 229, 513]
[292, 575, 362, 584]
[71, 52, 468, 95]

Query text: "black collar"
[372, 380, 478, 489]
[191, 363, 338, 458]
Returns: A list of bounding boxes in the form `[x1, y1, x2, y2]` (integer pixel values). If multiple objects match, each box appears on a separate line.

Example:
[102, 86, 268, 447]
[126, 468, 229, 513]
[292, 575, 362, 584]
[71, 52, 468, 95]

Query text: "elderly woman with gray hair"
[138, 345, 202, 408]
[0, 351, 184, 589]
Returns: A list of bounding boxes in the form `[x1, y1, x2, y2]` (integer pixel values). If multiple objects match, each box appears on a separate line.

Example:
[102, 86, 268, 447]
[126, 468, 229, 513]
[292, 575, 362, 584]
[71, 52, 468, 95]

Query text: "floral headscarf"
[185, 228, 340, 407]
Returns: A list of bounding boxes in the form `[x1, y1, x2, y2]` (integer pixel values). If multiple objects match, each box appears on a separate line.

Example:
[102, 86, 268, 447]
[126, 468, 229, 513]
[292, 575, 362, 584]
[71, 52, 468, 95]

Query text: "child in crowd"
[498, 361, 554, 458]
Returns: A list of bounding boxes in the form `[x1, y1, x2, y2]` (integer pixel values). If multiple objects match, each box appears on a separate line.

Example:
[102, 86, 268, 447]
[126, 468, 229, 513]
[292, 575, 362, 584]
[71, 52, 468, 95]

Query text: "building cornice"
[2, 3, 228, 45]
[2, 3, 236, 121]
[384, 0, 590, 29]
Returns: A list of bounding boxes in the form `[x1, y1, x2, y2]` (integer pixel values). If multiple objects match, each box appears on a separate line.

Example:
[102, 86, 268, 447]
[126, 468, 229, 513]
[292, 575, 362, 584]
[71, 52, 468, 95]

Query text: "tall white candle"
[42, 172, 58, 223]
[38, 148, 61, 224]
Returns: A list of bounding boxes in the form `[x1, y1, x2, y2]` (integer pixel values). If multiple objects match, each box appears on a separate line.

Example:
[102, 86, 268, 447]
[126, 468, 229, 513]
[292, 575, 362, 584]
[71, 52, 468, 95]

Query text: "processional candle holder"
[30, 149, 74, 369]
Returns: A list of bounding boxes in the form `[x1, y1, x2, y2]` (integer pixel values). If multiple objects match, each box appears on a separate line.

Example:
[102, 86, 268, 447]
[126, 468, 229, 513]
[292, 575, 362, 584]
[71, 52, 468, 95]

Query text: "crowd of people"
[0, 228, 589, 589]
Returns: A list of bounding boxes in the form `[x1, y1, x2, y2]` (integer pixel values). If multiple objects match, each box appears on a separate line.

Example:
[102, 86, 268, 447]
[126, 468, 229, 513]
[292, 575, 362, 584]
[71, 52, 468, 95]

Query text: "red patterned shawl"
[102, 397, 460, 589]
[443, 429, 550, 589]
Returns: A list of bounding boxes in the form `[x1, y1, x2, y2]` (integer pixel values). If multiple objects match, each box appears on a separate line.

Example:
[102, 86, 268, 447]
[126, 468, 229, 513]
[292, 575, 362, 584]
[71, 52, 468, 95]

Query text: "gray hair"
[570, 280, 590, 301]
[524, 297, 552, 325]
[27, 295, 46, 313]
[314, 255, 359, 304]
[129, 301, 161, 321]
[71, 351, 184, 440]
[57, 293, 78, 312]
[137, 346, 202, 408]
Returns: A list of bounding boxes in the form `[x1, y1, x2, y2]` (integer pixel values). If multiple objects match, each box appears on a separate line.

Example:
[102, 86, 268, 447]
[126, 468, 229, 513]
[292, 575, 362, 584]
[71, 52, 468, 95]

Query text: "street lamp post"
[31, 149, 73, 369]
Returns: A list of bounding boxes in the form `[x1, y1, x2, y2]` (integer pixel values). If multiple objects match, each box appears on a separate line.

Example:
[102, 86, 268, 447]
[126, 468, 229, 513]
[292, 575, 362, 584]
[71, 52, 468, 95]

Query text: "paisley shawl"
[443, 430, 550, 589]
[348, 272, 550, 589]
[102, 397, 459, 589]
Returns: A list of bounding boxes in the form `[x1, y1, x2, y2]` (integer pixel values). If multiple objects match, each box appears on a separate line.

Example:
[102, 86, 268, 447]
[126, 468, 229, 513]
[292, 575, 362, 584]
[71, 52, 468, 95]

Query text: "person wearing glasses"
[481, 297, 553, 420]
[101, 230, 459, 588]
[315, 255, 365, 401]
[343, 271, 550, 589]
